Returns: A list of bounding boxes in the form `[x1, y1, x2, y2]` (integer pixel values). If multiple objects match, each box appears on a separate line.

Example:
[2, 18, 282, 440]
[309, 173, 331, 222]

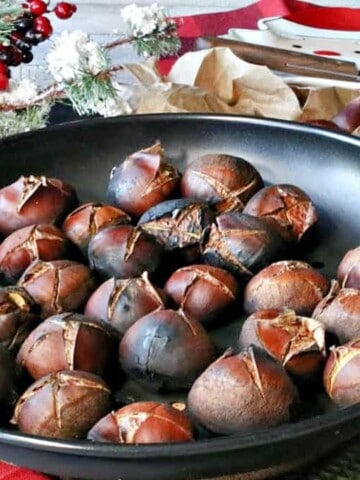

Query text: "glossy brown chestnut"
[332, 97, 360, 132]
[87, 401, 194, 444]
[239, 308, 326, 380]
[84, 272, 166, 337]
[0, 224, 69, 283]
[107, 142, 180, 217]
[0, 286, 39, 351]
[63, 202, 131, 254]
[164, 265, 239, 325]
[17, 260, 96, 318]
[13, 370, 111, 439]
[187, 347, 298, 434]
[180, 153, 263, 213]
[17, 313, 113, 380]
[313, 280, 360, 343]
[243, 184, 317, 242]
[88, 225, 162, 280]
[337, 246, 360, 289]
[201, 213, 285, 278]
[0, 175, 78, 236]
[119, 309, 216, 391]
[323, 339, 360, 406]
[244, 260, 330, 315]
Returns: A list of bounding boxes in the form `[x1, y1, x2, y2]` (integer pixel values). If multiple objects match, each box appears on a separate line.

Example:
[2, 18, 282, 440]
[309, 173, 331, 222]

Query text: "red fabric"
[0, 463, 50, 480]
[284, 7, 360, 31]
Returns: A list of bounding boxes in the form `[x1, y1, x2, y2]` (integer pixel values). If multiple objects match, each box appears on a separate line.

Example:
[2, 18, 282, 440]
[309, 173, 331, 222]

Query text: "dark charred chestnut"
[0, 286, 39, 351]
[119, 309, 216, 391]
[187, 347, 298, 434]
[17, 260, 96, 318]
[138, 199, 213, 262]
[107, 142, 180, 217]
[164, 265, 239, 325]
[17, 313, 113, 380]
[323, 339, 360, 406]
[313, 280, 360, 343]
[88, 401, 194, 444]
[63, 202, 131, 254]
[0, 344, 19, 412]
[244, 260, 330, 315]
[181, 153, 263, 213]
[337, 246, 360, 289]
[84, 272, 166, 337]
[243, 184, 317, 243]
[88, 225, 162, 280]
[13, 370, 111, 439]
[0, 175, 78, 236]
[0, 224, 69, 283]
[239, 308, 326, 381]
[201, 213, 285, 278]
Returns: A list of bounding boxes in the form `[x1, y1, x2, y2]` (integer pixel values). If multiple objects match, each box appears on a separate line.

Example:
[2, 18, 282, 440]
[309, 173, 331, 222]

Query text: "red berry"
[0, 63, 9, 77]
[33, 16, 53, 38]
[29, 0, 47, 16]
[53, 2, 77, 19]
[0, 75, 9, 91]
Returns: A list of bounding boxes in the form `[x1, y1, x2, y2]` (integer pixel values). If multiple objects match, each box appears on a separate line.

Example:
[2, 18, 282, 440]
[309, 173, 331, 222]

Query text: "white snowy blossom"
[47, 31, 108, 84]
[92, 82, 133, 117]
[121, 3, 170, 38]
[0, 78, 39, 106]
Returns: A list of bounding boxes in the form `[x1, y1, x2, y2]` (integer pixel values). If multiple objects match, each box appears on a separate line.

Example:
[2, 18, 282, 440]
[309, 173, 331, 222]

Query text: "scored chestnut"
[12, 370, 111, 439]
[0, 175, 78, 236]
[88, 225, 162, 280]
[63, 202, 131, 255]
[181, 153, 263, 213]
[0, 286, 39, 351]
[239, 308, 326, 382]
[88, 401, 194, 444]
[17, 313, 113, 380]
[0, 224, 69, 283]
[187, 347, 298, 434]
[244, 260, 330, 316]
[164, 264, 239, 325]
[313, 280, 360, 344]
[337, 246, 360, 289]
[107, 142, 180, 217]
[84, 272, 167, 337]
[119, 309, 216, 391]
[201, 212, 286, 278]
[243, 184, 317, 243]
[323, 339, 360, 406]
[18, 259, 96, 318]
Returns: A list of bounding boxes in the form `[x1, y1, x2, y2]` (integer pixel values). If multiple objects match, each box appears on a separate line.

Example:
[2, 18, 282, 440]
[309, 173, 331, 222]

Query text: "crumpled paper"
[122, 47, 360, 130]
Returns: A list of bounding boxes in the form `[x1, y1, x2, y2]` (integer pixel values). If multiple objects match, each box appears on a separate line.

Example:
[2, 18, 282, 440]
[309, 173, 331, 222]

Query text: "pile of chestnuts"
[0, 141, 359, 446]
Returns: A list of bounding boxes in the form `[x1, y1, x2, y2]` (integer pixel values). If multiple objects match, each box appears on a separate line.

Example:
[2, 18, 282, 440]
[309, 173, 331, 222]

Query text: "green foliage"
[0, 102, 51, 138]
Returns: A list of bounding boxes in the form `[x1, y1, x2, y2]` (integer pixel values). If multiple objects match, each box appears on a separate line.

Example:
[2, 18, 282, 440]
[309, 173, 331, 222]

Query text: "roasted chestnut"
[0, 224, 69, 283]
[180, 153, 263, 213]
[313, 280, 360, 344]
[239, 308, 326, 381]
[243, 184, 317, 243]
[0, 286, 39, 351]
[187, 347, 298, 434]
[0, 344, 19, 411]
[244, 260, 330, 315]
[119, 309, 216, 391]
[88, 401, 194, 444]
[63, 202, 131, 254]
[84, 272, 166, 337]
[13, 370, 111, 439]
[0, 175, 78, 236]
[201, 213, 285, 278]
[323, 339, 360, 406]
[17, 260, 96, 318]
[107, 142, 180, 217]
[138, 199, 213, 262]
[164, 265, 239, 325]
[88, 225, 162, 280]
[332, 97, 360, 132]
[337, 246, 360, 289]
[17, 313, 113, 380]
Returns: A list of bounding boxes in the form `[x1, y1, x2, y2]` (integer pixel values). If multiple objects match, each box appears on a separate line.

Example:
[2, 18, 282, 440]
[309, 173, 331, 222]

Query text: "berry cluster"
[0, 1, 77, 91]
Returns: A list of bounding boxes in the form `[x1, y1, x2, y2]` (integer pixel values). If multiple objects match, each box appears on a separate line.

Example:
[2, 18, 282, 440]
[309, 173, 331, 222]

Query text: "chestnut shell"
[337, 246, 360, 289]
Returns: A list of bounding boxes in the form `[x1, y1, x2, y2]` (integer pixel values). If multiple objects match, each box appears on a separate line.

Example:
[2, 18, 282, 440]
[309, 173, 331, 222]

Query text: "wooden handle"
[194, 36, 359, 80]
